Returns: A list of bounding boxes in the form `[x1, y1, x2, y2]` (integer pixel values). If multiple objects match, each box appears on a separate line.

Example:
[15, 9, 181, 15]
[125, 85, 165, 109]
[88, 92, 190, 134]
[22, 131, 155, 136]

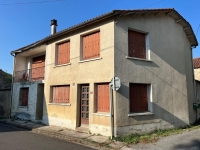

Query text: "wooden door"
[80, 85, 89, 125]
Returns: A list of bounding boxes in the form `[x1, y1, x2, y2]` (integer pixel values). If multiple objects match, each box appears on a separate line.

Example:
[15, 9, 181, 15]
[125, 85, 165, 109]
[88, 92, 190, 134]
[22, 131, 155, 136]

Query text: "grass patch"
[113, 123, 200, 144]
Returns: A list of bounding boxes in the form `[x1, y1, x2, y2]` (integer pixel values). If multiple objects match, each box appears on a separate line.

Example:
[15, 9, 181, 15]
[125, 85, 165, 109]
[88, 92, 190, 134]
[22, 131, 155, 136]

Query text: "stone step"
[75, 126, 89, 134]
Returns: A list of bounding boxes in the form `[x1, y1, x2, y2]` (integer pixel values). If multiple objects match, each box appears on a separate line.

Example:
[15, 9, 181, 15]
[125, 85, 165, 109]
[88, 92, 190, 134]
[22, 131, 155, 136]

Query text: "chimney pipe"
[50, 19, 57, 35]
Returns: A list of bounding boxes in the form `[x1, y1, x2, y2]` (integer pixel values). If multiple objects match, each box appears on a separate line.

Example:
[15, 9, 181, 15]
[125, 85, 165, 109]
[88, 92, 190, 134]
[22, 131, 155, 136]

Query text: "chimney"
[50, 19, 57, 35]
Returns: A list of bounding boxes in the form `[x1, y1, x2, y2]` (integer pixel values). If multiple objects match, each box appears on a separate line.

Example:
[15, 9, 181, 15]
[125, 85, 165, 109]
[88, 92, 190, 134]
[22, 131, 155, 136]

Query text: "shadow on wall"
[0, 89, 11, 118]
[173, 139, 200, 149]
[42, 94, 49, 126]
[117, 83, 189, 129]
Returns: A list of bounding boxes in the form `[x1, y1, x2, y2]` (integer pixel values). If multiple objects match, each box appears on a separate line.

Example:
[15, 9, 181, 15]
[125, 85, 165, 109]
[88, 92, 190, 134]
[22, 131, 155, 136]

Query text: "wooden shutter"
[53, 86, 70, 103]
[32, 55, 45, 80]
[83, 31, 100, 60]
[130, 84, 148, 112]
[57, 41, 70, 65]
[20, 88, 29, 106]
[97, 83, 110, 112]
[128, 30, 146, 59]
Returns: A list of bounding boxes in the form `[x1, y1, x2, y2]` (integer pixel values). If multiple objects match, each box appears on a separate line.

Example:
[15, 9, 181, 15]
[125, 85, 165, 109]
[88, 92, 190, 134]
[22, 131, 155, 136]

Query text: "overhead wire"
[0, 0, 65, 5]
[196, 24, 200, 36]
[145, 0, 165, 8]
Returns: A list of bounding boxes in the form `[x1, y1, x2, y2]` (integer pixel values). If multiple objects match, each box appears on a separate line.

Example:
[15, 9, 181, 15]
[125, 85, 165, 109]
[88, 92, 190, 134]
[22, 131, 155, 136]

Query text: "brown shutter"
[130, 84, 148, 112]
[128, 30, 146, 59]
[97, 83, 110, 112]
[83, 31, 100, 60]
[53, 86, 70, 103]
[32, 55, 45, 80]
[57, 41, 70, 65]
[21, 88, 29, 106]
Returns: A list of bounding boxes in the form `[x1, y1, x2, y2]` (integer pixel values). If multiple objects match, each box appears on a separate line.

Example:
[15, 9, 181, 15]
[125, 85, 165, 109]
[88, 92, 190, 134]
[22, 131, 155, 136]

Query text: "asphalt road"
[0, 123, 94, 150]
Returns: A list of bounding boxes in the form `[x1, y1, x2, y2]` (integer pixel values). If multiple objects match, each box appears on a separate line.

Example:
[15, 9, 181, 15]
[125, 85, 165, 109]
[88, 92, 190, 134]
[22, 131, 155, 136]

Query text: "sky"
[0, 0, 199, 74]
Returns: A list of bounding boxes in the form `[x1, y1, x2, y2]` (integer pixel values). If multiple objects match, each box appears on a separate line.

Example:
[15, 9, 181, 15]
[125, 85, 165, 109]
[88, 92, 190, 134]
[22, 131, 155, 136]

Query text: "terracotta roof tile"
[193, 57, 200, 69]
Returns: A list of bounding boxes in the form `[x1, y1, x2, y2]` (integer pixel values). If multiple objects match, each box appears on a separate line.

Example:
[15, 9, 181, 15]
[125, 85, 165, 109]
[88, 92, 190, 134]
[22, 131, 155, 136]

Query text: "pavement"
[1, 119, 200, 150]
[0, 119, 125, 150]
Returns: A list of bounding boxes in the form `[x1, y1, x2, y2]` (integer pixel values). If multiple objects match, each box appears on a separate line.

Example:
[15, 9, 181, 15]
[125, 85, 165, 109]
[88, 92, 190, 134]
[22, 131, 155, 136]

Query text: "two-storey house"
[10, 8, 198, 136]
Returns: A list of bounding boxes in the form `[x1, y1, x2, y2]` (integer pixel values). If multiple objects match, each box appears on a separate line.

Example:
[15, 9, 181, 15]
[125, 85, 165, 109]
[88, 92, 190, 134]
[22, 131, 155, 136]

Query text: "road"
[0, 123, 94, 150]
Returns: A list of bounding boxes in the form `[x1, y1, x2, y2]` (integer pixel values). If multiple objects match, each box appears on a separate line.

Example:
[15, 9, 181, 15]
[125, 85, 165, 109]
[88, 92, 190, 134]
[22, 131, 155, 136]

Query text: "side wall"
[194, 68, 200, 81]
[42, 18, 114, 136]
[114, 14, 195, 136]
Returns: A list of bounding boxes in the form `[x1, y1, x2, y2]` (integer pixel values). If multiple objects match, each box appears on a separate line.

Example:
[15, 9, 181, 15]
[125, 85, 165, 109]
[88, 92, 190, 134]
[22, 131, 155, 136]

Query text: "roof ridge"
[10, 8, 198, 55]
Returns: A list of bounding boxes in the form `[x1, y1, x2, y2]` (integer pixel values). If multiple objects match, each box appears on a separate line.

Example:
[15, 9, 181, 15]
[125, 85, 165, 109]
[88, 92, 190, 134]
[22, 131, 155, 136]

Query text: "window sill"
[48, 103, 71, 106]
[128, 112, 154, 117]
[17, 106, 28, 108]
[53, 63, 71, 68]
[79, 57, 102, 63]
[126, 56, 152, 62]
[92, 112, 110, 117]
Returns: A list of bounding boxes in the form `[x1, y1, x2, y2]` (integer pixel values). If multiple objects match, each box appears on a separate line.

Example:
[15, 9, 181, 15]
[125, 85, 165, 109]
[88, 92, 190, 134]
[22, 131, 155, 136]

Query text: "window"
[19, 88, 29, 106]
[82, 31, 100, 60]
[128, 30, 146, 59]
[32, 55, 45, 81]
[57, 41, 70, 65]
[52, 85, 70, 103]
[97, 83, 110, 112]
[129, 83, 150, 113]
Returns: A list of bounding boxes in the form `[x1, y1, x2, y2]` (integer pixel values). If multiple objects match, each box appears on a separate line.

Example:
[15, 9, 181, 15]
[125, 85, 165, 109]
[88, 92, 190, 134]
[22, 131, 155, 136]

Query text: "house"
[193, 58, 200, 120]
[193, 57, 200, 81]
[10, 8, 198, 136]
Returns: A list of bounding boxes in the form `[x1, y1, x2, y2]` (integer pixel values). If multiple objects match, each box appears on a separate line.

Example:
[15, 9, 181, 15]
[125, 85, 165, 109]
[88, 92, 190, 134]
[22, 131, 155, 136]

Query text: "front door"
[80, 85, 89, 126]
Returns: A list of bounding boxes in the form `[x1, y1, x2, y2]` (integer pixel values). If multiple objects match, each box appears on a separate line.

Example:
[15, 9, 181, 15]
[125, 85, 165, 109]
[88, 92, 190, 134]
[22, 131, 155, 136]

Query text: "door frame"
[77, 84, 90, 127]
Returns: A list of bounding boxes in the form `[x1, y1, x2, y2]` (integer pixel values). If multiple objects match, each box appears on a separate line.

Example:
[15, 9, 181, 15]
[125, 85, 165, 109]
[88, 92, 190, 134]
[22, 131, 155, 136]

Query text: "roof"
[193, 57, 200, 69]
[11, 8, 198, 55]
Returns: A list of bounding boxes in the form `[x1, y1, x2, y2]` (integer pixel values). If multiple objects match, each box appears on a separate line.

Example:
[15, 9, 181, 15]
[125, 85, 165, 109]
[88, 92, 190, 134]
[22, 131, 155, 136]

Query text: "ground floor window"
[19, 88, 29, 106]
[52, 85, 70, 103]
[130, 83, 150, 113]
[97, 83, 110, 112]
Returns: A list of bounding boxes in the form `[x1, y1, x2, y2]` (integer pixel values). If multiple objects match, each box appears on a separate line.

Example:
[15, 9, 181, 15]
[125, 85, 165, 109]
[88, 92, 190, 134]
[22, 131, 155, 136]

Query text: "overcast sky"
[0, 0, 199, 74]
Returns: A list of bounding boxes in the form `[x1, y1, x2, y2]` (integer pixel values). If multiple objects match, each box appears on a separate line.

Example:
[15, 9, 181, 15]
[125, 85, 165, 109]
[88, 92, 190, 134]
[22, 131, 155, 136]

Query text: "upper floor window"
[32, 55, 45, 81]
[128, 30, 147, 59]
[57, 41, 70, 65]
[82, 31, 100, 60]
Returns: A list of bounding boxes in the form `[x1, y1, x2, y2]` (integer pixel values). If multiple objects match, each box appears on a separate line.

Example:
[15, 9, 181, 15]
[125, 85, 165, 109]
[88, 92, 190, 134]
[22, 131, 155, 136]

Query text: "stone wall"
[0, 89, 11, 117]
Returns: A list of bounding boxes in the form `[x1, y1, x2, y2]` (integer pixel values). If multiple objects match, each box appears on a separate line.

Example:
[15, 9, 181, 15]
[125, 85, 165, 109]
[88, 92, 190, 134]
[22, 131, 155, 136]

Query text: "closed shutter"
[53, 86, 70, 103]
[130, 84, 148, 112]
[97, 83, 110, 112]
[57, 41, 70, 65]
[83, 31, 100, 60]
[20, 88, 29, 106]
[128, 30, 146, 59]
[32, 55, 45, 80]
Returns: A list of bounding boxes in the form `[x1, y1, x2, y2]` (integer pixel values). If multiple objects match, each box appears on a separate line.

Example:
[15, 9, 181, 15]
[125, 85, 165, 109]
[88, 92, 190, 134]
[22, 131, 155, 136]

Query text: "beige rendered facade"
[11, 9, 198, 137]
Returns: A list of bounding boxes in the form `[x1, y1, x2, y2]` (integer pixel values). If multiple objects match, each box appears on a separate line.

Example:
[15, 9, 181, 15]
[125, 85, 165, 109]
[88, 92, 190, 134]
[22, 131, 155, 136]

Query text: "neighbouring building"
[193, 57, 200, 120]
[193, 57, 200, 81]
[10, 8, 198, 136]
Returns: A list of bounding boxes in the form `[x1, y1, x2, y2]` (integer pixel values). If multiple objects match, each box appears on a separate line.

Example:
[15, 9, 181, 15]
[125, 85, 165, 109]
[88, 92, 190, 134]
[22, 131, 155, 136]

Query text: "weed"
[113, 122, 200, 144]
